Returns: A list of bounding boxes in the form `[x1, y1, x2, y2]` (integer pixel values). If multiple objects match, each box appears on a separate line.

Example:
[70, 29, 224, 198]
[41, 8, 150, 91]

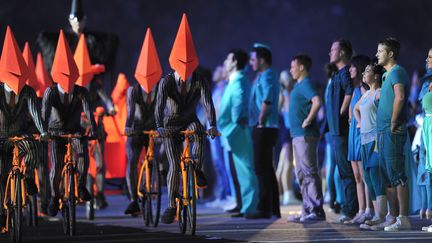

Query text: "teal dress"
[218, 70, 259, 214]
[423, 92, 432, 173]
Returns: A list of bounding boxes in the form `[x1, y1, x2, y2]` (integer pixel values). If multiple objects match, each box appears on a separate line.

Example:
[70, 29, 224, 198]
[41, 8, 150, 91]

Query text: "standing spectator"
[346, 55, 372, 224]
[247, 43, 281, 219]
[375, 38, 411, 231]
[326, 40, 358, 223]
[286, 55, 325, 222]
[353, 63, 387, 229]
[219, 49, 259, 217]
[276, 70, 300, 205]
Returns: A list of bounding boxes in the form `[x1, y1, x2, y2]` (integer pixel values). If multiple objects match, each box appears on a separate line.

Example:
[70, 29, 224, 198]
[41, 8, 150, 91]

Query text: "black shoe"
[124, 201, 140, 215]
[25, 177, 38, 196]
[333, 202, 341, 214]
[245, 211, 272, 219]
[96, 193, 108, 209]
[161, 207, 176, 224]
[48, 197, 60, 217]
[195, 170, 208, 188]
[226, 207, 241, 213]
[273, 212, 282, 219]
[231, 213, 244, 218]
[40, 203, 48, 216]
[79, 187, 92, 202]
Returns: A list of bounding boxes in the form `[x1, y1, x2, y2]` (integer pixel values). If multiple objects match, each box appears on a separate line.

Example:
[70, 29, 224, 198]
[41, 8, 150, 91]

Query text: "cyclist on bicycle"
[156, 14, 219, 224]
[42, 31, 96, 217]
[124, 27, 162, 215]
[0, 26, 49, 233]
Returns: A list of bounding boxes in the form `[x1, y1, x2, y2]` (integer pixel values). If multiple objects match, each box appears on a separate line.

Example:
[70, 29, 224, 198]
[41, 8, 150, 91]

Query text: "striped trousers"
[49, 138, 89, 198]
[126, 135, 148, 201]
[0, 139, 39, 215]
[164, 121, 204, 208]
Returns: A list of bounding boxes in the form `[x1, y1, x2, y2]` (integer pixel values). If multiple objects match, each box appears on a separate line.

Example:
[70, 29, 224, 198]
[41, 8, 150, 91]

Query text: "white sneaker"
[384, 216, 411, 231]
[421, 225, 431, 231]
[331, 214, 352, 224]
[426, 225, 432, 232]
[370, 215, 396, 231]
[205, 199, 221, 208]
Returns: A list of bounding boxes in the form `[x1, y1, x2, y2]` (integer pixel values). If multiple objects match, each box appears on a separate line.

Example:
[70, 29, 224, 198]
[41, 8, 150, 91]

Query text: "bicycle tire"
[62, 205, 69, 235]
[187, 163, 197, 235]
[140, 161, 149, 226]
[11, 173, 22, 243]
[146, 160, 161, 227]
[69, 170, 76, 236]
[9, 206, 16, 243]
[177, 169, 187, 234]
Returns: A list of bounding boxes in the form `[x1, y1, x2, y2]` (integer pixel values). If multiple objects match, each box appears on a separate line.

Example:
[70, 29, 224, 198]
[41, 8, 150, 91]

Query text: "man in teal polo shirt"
[286, 55, 325, 222]
[375, 37, 411, 231]
[246, 43, 280, 219]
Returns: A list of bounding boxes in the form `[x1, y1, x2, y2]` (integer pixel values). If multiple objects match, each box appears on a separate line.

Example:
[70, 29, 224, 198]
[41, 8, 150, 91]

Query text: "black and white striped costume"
[0, 84, 46, 216]
[155, 72, 216, 207]
[125, 83, 158, 201]
[42, 84, 95, 198]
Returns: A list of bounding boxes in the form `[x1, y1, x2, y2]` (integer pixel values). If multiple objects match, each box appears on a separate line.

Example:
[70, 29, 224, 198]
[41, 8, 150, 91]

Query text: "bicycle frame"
[59, 137, 79, 209]
[2, 137, 30, 232]
[137, 131, 158, 198]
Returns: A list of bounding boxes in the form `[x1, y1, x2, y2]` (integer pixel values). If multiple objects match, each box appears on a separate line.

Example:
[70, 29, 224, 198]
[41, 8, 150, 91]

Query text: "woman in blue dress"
[346, 55, 371, 224]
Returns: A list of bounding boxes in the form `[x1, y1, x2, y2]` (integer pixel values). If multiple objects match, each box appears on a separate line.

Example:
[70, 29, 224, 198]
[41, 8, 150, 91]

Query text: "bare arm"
[391, 83, 405, 131]
[353, 96, 363, 126]
[302, 96, 321, 128]
[340, 95, 352, 115]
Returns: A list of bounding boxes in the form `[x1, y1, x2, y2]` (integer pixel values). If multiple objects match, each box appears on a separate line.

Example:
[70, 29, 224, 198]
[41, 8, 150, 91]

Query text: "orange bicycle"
[51, 134, 83, 236]
[136, 130, 162, 227]
[2, 135, 38, 243]
[175, 130, 219, 235]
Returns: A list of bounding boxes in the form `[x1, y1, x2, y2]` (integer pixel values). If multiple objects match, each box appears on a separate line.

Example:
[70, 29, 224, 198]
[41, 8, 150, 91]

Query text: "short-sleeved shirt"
[325, 65, 353, 136]
[289, 77, 319, 138]
[376, 64, 410, 132]
[249, 68, 280, 128]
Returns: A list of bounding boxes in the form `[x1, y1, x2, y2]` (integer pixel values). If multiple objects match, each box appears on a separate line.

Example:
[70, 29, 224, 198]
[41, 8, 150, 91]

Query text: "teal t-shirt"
[288, 77, 319, 138]
[376, 64, 410, 132]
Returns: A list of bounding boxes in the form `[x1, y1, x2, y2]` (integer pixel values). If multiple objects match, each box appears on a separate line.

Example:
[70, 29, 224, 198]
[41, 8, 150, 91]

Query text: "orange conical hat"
[0, 26, 29, 95]
[135, 28, 162, 93]
[168, 13, 199, 81]
[22, 42, 39, 91]
[74, 34, 94, 87]
[35, 52, 53, 97]
[51, 29, 79, 93]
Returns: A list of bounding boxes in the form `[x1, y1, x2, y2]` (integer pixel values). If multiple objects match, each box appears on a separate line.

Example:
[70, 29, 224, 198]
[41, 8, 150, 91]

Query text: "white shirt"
[174, 72, 191, 94]
[57, 85, 74, 104]
[4, 83, 19, 105]
[141, 86, 155, 103]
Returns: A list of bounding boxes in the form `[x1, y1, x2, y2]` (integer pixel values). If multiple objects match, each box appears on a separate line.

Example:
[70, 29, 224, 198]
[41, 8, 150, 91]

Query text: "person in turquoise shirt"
[218, 49, 259, 217]
[247, 43, 280, 219]
[375, 37, 411, 231]
[287, 54, 325, 222]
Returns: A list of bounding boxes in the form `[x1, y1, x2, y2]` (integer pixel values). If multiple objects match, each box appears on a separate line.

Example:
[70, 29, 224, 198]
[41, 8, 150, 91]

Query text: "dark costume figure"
[42, 30, 96, 217]
[0, 27, 48, 232]
[156, 14, 219, 224]
[36, 0, 119, 208]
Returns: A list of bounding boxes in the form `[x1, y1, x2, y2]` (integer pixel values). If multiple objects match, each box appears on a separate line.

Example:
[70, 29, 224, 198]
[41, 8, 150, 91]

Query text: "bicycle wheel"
[86, 176, 95, 220]
[187, 163, 197, 235]
[62, 204, 70, 235]
[139, 161, 149, 226]
[68, 169, 76, 236]
[146, 160, 161, 227]
[10, 173, 22, 243]
[177, 170, 187, 234]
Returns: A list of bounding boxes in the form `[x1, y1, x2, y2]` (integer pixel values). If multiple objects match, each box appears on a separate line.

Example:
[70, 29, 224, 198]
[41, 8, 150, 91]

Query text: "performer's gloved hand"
[40, 132, 50, 142]
[157, 127, 170, 138]
[207, 126, 220, 139]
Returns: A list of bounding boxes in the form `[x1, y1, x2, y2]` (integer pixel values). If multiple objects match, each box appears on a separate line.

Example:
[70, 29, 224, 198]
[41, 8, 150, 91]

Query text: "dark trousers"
[50, 138, 89, 198]
[126, 135, 148, 201]
[253, 127, 280, 215]
[331, 135, 358, 217]
[37, 141, 50, 209]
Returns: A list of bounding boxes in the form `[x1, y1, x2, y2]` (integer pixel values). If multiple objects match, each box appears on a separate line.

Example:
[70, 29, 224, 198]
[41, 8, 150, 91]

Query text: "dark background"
[1, 0, 431, 90]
